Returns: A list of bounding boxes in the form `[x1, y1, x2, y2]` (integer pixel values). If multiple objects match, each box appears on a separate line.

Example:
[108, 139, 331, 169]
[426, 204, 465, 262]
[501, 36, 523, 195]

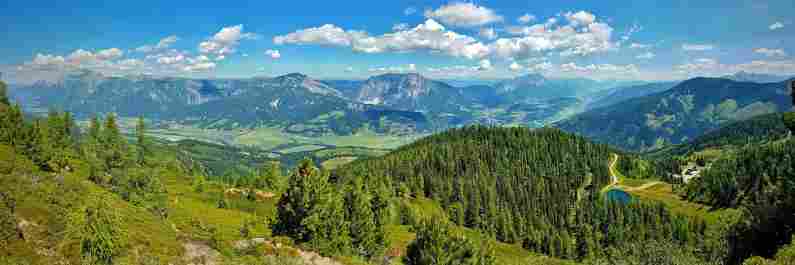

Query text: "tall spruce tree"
[272, 159, 328, 241]
[0, 81, 8, 106]
[135, 117, 149, 166]
[404, 219, 495, 265]
[102, 114, 128, 170]
[345, 178, 382, 258]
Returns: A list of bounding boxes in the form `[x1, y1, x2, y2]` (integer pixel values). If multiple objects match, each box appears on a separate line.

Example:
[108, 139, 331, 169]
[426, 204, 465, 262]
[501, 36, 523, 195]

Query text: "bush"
[404, 219, 495, 265]
[63, 191, 128, 265]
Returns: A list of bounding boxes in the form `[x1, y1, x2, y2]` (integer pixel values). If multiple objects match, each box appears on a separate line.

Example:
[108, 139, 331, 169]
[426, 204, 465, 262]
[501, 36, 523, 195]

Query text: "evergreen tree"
[64, 192, 128, 265]
[404, 219, 495, 265]
[256, 161, 283, 191]
[135, 117, 149, 165]
[304, 188, 351, 256]
[89, 115, 102, 141]
[28, 120, 54, 170]
[0, 104, 24, 148]
[345, 178, 383, 258]
[102, 114, 129, 170]
[0, 81, 8, 106]
[272, 159, 328, 241]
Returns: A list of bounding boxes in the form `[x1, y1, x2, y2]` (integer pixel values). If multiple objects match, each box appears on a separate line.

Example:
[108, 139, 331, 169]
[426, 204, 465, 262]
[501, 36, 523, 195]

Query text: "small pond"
[606, 189, 633, 204]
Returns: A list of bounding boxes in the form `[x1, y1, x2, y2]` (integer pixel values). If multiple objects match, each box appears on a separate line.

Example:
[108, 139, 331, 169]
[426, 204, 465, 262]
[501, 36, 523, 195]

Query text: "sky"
[1, 0, 794, 84]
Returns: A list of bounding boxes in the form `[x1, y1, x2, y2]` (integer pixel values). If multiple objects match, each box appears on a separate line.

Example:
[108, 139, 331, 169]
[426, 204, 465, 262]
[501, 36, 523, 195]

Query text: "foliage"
[582, 239, 722, 265]
[783, 112, 795, 134]
[63, 191, 128, 265]
[337, 126, 707, 260]
[403, 218, 496, 265]
[685, 139, 795, 264]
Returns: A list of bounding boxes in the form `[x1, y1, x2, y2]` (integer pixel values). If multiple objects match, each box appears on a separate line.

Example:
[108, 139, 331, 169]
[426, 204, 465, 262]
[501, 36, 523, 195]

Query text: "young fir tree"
[135, 117, 149, 166]
[29, 120, 54, 170]
[272, 159, 328, 240]
[0, 104, 24, 148]
[784, 84, 795, 134]
[0, 81, 8, 106]
[89, 115, 102, 141]
[304, 188, 351, 256]
[256, 161, 282, 191]
[64, 191, 128, 265]
[404, 219, 495, 265]
[102, 114, 128, 170]
[344, 178, 383, 258]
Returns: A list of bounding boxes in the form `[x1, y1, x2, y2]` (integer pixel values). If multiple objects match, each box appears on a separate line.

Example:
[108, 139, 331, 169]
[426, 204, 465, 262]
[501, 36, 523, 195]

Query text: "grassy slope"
[608, 156, 731, 225]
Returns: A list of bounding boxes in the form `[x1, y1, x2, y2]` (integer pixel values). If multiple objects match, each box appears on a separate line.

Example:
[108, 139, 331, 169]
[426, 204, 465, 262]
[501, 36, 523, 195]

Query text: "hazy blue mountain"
[721, 71, 792, 83]
[436, 79, 499, 87]
[587, 81, 678, 110]
[320, 79, 365, 99]
[493, 74, 642, 102]
[14, 71, 428, 135]
[556, 77, 793, 151]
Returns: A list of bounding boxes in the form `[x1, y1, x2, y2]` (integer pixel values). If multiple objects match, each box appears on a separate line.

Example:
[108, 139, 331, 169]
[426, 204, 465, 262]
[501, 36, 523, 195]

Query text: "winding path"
[601, 154, 620, 193]
[603, 154, 663, 193]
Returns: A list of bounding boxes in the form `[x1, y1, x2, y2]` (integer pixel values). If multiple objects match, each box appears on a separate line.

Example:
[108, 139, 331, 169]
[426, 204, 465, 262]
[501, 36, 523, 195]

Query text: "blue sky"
[1, 0, 794, 83]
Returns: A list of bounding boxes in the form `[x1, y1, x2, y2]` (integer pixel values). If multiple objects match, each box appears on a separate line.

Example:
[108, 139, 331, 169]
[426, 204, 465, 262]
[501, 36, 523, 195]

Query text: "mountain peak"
[721, 71, 790, 83]
[278, 72, 309, 80]
[370, 72, 425, 81]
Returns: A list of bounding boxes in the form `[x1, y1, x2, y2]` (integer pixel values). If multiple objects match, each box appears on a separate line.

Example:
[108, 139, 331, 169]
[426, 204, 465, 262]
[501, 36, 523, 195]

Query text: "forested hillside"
[684, 138, 795, 265]
[648, 112, 790, 159]
[336, 126, 710, 261]
[557, 77, 792, 151]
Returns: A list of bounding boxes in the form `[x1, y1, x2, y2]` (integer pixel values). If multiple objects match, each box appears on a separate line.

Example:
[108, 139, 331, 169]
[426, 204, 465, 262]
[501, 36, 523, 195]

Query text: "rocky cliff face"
[356, 73, 430, 106]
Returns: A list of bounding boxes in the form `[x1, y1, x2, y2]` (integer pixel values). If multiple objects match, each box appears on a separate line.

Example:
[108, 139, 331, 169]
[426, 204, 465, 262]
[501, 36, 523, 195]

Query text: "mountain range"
[11, 70, 793, 150]
[11, 71, 636, 135]
[556, 77, 793, 151]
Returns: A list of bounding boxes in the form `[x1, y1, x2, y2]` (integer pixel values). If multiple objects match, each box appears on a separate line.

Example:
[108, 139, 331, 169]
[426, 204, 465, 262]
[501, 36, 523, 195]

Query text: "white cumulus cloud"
[274, 19, 490, 59]
[754, 48, 787, 57]
[636, 52, 656, 59]
[265, 49, 281, 59]
[490, 13, 615, 59]
[564, 11, 596, 26]
[682, 43, 714, 51]
[769, 22, 784, 30]
[136, 35, 179, 53]
[424, 2, 503, 27]
[404, 7, 418, 16]
[629, 43, 651, 49]
[517, 14, 536, 24]
[199, 25, 257, 56]
[479, 28, 497, 40]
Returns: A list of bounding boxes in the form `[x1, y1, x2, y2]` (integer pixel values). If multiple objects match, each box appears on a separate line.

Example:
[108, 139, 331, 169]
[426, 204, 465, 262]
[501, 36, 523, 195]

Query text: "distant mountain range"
[13, 71, 635, 135]
[721, 71, 792, 83]
[587, 82, 678, 110]
[556, 77, 793, 151]
[14, 70, 791, 144]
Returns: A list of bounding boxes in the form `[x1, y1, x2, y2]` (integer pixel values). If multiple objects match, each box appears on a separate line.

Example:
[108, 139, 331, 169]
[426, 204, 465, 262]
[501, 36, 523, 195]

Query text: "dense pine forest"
[335, 126, 710, 261]
[685, 138, 795, 264]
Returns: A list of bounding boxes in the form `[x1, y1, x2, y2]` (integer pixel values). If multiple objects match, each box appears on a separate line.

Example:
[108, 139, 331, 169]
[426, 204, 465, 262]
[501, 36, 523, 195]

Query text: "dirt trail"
[601, 154, 620, 193]
[605, 154, 664, 193]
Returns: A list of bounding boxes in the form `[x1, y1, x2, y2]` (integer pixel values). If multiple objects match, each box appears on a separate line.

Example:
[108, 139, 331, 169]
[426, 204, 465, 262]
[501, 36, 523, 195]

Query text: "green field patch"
[234, 127, 294, 150]
[308, 111, 345, 123]
[320, 156, 359, 169]
[314, 147, 389, 159]
[277, 144, 327, 154]
[627, 183, 729, 224]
